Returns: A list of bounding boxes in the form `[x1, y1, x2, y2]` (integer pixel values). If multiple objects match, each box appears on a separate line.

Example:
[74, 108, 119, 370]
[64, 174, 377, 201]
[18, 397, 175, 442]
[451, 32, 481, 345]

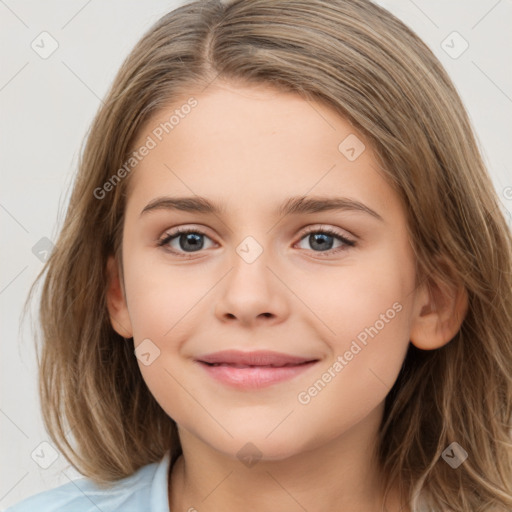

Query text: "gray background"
[1, 0, 511, 508]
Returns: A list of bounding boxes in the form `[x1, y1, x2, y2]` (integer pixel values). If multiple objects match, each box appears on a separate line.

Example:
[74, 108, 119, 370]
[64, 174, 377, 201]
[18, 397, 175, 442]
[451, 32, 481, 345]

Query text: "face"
[107, 81, 425, 462]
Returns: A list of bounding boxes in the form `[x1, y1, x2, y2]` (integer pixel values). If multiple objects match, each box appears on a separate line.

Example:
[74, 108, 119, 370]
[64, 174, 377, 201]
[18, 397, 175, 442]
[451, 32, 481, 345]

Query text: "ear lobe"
[105, 255, 133, 339]
[410, 266, 468, 350]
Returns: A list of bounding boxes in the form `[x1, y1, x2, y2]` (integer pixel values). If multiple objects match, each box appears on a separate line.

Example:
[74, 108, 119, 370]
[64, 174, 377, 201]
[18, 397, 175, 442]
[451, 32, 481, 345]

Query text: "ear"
[105, 254, 133, 339]
[409, 260, 468, 350]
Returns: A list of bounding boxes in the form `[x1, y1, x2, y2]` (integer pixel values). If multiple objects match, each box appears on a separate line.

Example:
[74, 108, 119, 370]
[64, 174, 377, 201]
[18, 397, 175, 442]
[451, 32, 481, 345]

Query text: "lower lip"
[196, 361, 318, 389]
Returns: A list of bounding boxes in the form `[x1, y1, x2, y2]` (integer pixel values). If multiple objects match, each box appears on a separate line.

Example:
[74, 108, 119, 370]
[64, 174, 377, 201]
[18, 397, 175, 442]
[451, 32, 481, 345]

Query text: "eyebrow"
[139, 195, 383, 221]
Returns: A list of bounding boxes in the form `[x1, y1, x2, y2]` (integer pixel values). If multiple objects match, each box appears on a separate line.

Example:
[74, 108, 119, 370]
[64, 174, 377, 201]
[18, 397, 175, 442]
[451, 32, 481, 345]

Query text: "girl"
[8, 0, 512, 510]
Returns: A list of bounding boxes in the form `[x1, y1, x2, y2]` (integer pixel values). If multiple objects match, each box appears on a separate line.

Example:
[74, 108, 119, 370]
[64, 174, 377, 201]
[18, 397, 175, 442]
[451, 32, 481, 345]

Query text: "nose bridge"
[214, 231, 289, 324]
[229, 232, 274, 298]
[235, 234, 267, 266]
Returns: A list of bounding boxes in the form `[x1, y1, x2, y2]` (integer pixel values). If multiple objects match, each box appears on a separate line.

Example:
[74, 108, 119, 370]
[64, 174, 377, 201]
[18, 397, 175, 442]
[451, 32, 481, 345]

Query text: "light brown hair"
[24, 0, 512, 510]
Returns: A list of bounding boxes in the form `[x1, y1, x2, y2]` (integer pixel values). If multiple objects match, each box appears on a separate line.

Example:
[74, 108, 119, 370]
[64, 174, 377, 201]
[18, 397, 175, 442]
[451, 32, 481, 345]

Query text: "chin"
[205, 427, 312, 465]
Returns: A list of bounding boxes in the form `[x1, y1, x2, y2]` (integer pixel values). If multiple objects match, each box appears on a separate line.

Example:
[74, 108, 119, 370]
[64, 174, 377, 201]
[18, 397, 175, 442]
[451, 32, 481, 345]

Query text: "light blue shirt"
[5, 451, 171, 512]
[5, 449, 434, 511]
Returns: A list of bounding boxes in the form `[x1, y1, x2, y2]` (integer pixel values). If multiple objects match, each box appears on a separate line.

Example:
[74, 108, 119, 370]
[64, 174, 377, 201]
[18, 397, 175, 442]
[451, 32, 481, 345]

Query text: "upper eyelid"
[300, 224, 355, 239]
[160, 225, 215, 240]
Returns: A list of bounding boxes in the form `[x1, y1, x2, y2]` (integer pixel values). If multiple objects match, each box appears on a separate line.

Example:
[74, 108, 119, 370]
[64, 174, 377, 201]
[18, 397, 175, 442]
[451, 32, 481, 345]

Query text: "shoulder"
[4, 451, 171, 512]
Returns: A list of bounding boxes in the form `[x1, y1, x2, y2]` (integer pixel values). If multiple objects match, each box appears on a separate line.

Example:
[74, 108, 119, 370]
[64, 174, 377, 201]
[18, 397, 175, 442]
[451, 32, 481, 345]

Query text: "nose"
[214, 243, 290, 328]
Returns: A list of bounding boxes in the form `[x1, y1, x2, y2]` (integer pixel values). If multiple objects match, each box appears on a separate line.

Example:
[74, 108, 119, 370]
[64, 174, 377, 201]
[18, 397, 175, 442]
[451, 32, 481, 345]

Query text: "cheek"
[307, 256, 412, 415]
[137, 357, 192, 420]
[292, 296, 412, 449]
[123, 254, 209, 340]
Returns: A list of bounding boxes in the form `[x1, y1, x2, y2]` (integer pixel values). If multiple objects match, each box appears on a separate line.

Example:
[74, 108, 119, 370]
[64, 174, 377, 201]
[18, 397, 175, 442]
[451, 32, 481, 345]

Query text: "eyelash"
[157, 225, 356, 258]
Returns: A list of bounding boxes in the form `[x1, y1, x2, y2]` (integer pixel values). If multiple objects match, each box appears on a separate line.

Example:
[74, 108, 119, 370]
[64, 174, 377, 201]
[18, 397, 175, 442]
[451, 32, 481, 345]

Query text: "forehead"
[124, 82, 399, 219]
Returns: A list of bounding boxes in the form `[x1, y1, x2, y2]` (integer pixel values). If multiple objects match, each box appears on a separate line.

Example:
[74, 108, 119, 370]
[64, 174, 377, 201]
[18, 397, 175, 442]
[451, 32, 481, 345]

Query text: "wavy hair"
[23, 0, 512, 510]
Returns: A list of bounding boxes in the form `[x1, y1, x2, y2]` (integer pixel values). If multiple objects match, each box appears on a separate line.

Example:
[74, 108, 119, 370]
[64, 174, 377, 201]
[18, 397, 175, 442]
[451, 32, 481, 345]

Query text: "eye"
[158, 225, 356, 258]
[295, 226, 356, 255]
[158, 227, 215, 256]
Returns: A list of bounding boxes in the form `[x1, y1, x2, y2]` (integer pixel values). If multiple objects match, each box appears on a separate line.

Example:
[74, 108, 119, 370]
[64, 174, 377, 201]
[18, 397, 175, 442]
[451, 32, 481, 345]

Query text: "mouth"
[200, 361, 315, 368]
[195, 350, 319, 389]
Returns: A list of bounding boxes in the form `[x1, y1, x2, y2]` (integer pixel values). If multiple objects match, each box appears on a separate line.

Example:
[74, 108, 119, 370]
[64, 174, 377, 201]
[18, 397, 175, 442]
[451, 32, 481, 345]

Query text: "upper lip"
[196, 350, 318, 367]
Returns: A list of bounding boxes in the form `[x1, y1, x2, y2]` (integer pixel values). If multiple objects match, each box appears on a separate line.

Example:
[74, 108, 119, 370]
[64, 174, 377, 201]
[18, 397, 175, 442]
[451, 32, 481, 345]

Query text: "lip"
[195, 350, 319, 389]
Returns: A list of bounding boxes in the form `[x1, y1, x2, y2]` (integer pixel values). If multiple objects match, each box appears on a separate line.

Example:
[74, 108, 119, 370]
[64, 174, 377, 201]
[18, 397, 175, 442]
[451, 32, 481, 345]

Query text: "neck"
[168, 404, 409, 512]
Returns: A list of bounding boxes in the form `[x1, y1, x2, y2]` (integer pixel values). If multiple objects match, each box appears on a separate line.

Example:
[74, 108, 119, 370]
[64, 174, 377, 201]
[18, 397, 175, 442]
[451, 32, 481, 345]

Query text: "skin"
[106, 81, 467, 512]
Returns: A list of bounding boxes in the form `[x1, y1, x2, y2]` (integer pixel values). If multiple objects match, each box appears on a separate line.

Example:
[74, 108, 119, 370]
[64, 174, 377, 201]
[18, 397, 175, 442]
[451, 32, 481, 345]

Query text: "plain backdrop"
[1, 0, 511, 508]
